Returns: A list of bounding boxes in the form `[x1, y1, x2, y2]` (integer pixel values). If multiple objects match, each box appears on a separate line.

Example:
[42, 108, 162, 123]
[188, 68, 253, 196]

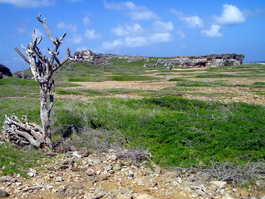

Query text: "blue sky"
[0, 0, 265, 72]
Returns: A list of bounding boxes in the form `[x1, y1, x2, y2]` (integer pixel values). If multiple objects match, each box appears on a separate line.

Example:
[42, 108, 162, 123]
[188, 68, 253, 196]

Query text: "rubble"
[0, 150, 264, 199]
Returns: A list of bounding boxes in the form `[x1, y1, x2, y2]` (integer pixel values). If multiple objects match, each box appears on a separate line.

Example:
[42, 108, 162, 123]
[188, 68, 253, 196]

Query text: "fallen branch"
[3, 115, 52, 153]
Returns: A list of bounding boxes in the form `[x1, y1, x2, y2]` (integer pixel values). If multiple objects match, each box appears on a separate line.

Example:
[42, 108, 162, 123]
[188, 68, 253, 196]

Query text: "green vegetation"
[0, 143, 45, 177]
[51, 97, 265, 167]
[56, 88, 143, 97]
[1, 61, 265, 178]
[169, 78, 231, 87]
[108, 75, 159, 81]
[0, 77, 39, 97]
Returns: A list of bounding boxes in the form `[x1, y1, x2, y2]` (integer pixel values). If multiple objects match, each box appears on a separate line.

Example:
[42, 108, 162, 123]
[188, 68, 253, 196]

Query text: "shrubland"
[0, 61, 265, 185]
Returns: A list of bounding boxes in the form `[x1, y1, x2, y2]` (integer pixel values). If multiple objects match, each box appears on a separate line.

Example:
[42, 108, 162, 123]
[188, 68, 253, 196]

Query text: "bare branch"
[37, 13, 55, 43]
[60, 32, 67, 41]
[14, 47, 30, 64]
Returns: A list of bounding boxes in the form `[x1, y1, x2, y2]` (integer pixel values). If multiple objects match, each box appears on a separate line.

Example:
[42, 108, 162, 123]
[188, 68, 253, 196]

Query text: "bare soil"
[58, 68, 265, 106]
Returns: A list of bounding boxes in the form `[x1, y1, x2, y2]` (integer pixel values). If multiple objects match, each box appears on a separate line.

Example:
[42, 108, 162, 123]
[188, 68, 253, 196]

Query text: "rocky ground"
[1, 149, 265, 199]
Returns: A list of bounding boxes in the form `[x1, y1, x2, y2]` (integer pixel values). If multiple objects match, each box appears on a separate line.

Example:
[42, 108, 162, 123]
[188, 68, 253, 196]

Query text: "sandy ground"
[58, 71, 265, 106]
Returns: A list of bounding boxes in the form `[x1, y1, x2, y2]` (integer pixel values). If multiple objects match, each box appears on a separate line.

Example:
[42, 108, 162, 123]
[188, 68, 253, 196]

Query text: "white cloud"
[83, 16, 90, 26]
[215, 4, 246, 25]
[69, 33, 83, 44]
[176, 30, 186, 39]
[16, 27, 26, 34]
[123, 37, 148, 47]
[111, 23, 143, 37]
[149, 33, 172, 43]
[102, 33, 172, 50]
[201, 25, 223, 38]
[170, 9, 204, 28]
[104, 1, 159, 21]
[84, 29, 102, 40]
[128, 9, 159, 21]
[152, 21, 174, 32]
[102, 39, 124, 50]
[184, 16, 204, 28]
[0, 0, 55, 7]
[103, 0, 124, 10]
[56, 22, 77, 32]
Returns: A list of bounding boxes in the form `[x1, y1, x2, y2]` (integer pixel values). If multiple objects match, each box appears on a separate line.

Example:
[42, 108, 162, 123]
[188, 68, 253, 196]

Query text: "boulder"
[0, 189, 9, 197]
[0, 64, 12, 79]
[73, 50, 112, 66]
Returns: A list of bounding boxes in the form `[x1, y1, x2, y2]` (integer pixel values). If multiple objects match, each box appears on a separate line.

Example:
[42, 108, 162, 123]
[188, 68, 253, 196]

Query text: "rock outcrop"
[72, 50, 244, 68]
[156, 54, 245, 67]
[0, 64, 12, 79]
[73, 50, 113, 66]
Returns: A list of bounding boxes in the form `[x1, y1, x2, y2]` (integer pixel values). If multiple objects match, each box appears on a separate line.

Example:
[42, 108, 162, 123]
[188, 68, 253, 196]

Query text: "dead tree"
[3, 14, 71, 152]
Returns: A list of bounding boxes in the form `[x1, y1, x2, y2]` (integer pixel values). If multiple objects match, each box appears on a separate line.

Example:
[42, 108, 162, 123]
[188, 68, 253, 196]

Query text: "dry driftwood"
[3, 115, 52, 152]
[4, 14, 71, 151]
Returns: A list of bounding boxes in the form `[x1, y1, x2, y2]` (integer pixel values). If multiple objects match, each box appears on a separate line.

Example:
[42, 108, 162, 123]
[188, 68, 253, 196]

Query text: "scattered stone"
[111, 187, 133, 199]
[27, 168, 38, 177]
[0, 150, 263, 198]
[256, 180, 265, 186]
[210, 181, 227, 188]
[135, 193, 156, 199]
[55, 177, 64, 182]
[63, 158, 74, 165]
[86, 168, 96, 176]
[0, 189, 9, 197]
[113, 164, 121, 171]
[0, 176, 16, 182]
[58, 184, 80, 198]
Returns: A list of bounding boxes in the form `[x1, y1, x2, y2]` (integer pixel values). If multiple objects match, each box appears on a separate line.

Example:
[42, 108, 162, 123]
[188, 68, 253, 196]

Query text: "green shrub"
[51, 97, 265, 167]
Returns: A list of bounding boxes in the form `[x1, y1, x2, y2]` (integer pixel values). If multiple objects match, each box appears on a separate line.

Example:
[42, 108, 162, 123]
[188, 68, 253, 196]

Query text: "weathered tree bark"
[3, 14, 71, 152]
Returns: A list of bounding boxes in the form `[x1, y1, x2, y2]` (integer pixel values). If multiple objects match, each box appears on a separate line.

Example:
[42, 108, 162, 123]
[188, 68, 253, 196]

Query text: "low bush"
[51, 97, 265, 167]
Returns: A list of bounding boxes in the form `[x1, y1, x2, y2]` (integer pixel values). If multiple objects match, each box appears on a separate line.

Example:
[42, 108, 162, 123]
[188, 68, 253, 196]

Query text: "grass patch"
[177, 80, 231, 87]
[0, 143, 45, 177]
[0, 77, 39, 97]
[195, 73, 243, 78]
[56, 88, 144, 97]
[169, 78, 231, 87]
[250, 82, 265, 88]
[168, 77, 188, 82]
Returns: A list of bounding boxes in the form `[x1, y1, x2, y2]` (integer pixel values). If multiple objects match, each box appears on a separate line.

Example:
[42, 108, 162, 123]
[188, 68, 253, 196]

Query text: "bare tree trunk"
[3, 14, 71, 152]
[39, 80, 54, 150]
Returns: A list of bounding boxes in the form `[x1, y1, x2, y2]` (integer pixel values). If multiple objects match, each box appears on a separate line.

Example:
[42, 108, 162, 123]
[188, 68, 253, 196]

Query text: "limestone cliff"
[156, 54, 245, 67]
[72, 50, 244, 67]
